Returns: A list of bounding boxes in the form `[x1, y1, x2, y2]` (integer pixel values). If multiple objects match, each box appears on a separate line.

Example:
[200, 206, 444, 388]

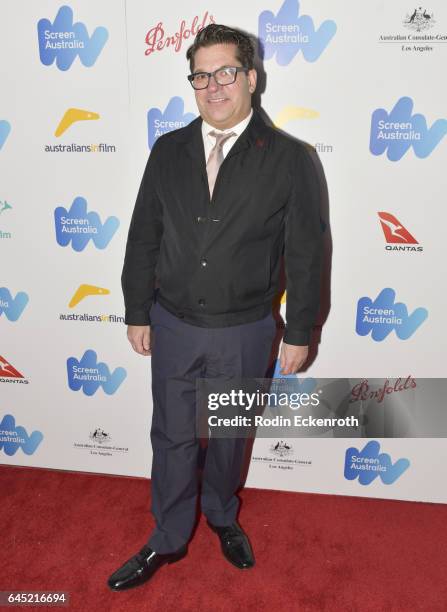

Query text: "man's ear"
[247, 68, 257, 94]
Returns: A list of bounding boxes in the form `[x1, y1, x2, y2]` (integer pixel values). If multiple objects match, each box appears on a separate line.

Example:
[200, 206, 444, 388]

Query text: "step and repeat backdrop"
[1, 0, 446, 503]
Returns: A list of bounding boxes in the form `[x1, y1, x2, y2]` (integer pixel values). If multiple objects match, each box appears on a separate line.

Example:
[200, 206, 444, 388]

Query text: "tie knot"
[209, 130, 236, 148]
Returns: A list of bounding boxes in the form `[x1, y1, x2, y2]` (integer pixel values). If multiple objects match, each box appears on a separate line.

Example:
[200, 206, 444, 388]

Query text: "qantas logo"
[378, 212, 423, 252]
[0, 355, 28, 384]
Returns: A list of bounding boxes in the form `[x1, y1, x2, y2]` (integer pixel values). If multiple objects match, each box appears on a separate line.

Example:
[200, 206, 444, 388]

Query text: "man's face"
[192, 43, 257, 130]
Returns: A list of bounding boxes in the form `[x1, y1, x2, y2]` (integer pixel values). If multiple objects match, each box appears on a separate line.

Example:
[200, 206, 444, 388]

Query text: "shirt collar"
[201, 108, 253, 141]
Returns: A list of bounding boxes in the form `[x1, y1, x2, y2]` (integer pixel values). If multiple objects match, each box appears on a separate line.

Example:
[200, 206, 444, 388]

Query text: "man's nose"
[208, 75, 221, 92]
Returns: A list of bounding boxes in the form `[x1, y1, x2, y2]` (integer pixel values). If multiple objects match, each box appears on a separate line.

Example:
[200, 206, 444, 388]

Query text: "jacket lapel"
[172, 110, 271, 248]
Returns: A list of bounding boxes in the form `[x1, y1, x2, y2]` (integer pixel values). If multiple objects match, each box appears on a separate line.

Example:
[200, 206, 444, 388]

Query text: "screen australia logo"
[370, 97, 447, 161]
[259, 0, 336, 65]
[0, 414, 43, 456]
[148, 97, 196, 149]
[37, 5, 108, 71]
[54, 196, 119, 251]
[67, 349, 126, 395]
[0, 120, 11, 150]
[356, 288, 428, 341]
[0, 287, 29, 321]
[344, 440, 409, 485]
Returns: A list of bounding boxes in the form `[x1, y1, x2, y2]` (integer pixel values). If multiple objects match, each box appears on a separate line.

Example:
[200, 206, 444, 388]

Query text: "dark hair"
[186, 24, 255, 73]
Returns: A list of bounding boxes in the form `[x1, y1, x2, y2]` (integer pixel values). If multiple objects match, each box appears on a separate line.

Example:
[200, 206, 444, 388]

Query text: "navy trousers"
[147, 300, 276, 553]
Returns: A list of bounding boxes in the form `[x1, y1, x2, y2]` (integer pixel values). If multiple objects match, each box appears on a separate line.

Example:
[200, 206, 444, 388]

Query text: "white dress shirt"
[201, 108, 253, 162]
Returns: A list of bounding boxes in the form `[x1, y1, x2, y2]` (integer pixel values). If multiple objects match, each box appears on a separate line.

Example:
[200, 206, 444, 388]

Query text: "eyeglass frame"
[187, 65, 249, 90]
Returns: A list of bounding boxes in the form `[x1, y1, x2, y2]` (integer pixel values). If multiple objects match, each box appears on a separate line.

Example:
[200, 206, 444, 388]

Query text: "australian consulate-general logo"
[378, 7, 446, 53]
[73, 427, 129, 457]
[403, 7, 435, 32]
[271, 440, 294, 457]
[251, 440, 311, 471]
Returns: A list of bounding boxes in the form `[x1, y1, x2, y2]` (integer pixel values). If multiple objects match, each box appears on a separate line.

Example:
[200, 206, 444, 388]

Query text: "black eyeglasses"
[187, 66, 249, 90]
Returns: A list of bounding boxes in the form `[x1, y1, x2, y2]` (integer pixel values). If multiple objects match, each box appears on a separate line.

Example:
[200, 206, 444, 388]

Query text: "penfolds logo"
[145, 11, 215, 56]
[350, 376, 416, 404]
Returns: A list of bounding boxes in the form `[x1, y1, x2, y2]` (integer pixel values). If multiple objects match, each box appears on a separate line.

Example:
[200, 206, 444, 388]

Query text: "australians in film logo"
[37, 5, 108, 70]
[0, 356, 29, 385]
[0, 287, 29, 321]
[54, 196, 119, 251]
[67, 349, 127, 396]
[356, 288, 428, 341]
[44, 108, 116, 154]
[273, 106, 333, 154]
[370, 97, 447, 161]
[59, 284, 124, 324]
[144, 10, 215, 57]
[0, 199, 13, 240]
[379, 6, 446, 53]
[0, 414, 43, 456]
[378, 212, 422, 252]
[344, 440, 410, 485]
[0, 120, 11, 151]
[258, 0, 336, 65]
[73, 427, 129, 457]
[147, 97, 196, 149]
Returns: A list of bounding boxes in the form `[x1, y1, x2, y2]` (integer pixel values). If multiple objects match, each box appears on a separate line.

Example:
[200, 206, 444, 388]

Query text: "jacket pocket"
[233, 251, 271, 302]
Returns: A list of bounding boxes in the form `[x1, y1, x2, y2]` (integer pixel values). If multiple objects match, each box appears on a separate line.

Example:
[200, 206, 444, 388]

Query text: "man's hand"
[127, 325, 151, 356]
[279, 342, 308, 375]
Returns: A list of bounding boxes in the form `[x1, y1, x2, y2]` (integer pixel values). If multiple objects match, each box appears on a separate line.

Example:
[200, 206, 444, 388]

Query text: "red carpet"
[1, 465, 446, 611]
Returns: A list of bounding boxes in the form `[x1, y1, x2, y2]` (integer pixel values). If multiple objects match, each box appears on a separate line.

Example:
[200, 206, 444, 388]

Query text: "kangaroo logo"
[0, 414, 43, 456]
[344, 440, 410, 485]
[67, 349, 126, 395]
[378, 212, 418, 244]
[37, 5, 109, 71]
[147, 97, 196, 149]
[54, 196, 119, 251]
[0, 287, 29, 321]
[0, 120, 11, 150]
[259, 0, 336, 65]
[356, 288, 427, 341]
[370, 96, 447, 161]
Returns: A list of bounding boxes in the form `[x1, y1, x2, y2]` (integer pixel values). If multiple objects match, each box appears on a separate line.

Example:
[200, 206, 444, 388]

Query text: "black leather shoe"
[207, 521, 255, 569]
[107, 544, 187, 591]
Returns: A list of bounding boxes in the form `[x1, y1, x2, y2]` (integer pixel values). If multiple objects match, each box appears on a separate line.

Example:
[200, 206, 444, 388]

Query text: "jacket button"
[198, 298, 206, 307]
[200, 259, 207, 267]
[197, 216, 206, 223]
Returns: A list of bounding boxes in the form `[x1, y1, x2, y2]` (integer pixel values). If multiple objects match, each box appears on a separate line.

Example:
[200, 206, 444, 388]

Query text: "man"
[108, 23, 323, 591]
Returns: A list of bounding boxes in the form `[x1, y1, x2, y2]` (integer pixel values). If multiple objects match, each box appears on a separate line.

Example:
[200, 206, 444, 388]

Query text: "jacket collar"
[179, 108, 270, 169]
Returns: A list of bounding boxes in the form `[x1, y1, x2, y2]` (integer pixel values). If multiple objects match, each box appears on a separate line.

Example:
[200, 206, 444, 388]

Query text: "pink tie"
[206, 130, 236, 197]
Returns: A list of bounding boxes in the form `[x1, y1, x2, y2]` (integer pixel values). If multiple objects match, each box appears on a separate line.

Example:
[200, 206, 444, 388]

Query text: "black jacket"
[121, 109, 323, 345]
